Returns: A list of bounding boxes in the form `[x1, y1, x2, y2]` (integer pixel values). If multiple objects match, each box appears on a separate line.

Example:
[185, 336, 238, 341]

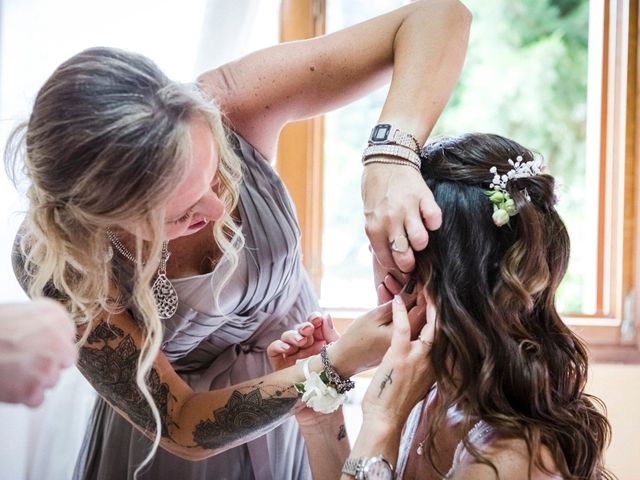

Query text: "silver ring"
[390, 235, 409, 253]
[418, 335, 431, 347]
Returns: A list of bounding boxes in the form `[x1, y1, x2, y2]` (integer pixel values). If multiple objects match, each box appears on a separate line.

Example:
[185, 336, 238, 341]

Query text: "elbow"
[454, 0, 473, 30]
[416, 0, 473, 32]
[441, 0, 473, 33]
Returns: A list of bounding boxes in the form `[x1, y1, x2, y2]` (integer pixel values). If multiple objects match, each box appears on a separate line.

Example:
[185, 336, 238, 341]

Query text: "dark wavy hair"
[416, 133, 612, 479]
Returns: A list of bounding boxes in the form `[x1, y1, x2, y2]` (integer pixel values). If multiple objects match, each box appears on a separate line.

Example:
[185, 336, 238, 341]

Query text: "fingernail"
[326, 314, 334, 329]
[394, 295, 404, 304]
[281, 343, 291, 350]
[294, 333, 304, 341]
[404, 278, 416, 294]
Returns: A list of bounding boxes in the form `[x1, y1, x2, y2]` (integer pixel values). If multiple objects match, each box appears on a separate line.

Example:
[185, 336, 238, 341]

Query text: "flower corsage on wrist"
[295, 345, 355, 414]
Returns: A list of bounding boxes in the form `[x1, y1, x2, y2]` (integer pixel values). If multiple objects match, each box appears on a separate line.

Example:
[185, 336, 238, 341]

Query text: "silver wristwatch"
[342, 455, 394, 480]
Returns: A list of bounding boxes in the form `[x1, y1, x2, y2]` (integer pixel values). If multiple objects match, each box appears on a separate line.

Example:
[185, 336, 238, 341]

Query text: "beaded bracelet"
[363, 157, 421, 172]
[320, 345, 355, 394]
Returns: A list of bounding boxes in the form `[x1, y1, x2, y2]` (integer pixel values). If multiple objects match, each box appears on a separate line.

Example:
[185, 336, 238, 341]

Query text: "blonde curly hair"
[5, 47, 244, 475]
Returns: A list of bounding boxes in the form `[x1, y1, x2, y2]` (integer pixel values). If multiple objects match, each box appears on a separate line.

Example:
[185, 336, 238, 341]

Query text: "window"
[277, 0, 639, 360]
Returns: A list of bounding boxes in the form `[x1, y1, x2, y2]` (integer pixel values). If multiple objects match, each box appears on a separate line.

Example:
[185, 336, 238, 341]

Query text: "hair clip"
[486, 155, 543, 227]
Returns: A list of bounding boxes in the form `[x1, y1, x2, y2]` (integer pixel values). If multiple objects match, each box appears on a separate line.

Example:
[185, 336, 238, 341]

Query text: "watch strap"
[341, 457, 361, 477]
[368, 123, 421, 153]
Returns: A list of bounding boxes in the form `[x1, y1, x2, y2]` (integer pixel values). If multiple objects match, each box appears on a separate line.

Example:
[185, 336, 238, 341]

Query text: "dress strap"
[446, 420, 492, 478]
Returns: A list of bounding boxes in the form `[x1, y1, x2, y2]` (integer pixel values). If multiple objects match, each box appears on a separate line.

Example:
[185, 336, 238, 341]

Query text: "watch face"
[371, 124, 392, 142]
[363, 458, 393, 480]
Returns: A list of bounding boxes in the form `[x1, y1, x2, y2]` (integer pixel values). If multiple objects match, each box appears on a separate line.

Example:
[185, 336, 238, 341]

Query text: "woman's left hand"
[362, 164, 441, 273]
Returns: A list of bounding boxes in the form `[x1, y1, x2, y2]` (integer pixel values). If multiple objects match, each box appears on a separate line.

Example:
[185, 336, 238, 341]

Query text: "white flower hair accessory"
[485, 155, 544, 227]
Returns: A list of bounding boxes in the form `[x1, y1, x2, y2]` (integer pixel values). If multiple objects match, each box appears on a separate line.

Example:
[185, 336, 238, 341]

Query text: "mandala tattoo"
[193, 387, 297, 449]
[78, 321, 176, 437]
[378, 369, 394, 398]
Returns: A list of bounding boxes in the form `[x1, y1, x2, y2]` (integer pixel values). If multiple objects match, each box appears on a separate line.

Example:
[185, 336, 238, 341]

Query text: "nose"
[199, 191, 225, 222]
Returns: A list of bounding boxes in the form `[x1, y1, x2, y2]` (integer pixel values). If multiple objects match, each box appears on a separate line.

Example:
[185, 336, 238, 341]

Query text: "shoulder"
[450, 432, 563, 480]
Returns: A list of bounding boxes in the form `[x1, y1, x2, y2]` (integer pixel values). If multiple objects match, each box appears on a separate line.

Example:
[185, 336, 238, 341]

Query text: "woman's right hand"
[345, 294, 436, 471]
[361, 295, 436, 428]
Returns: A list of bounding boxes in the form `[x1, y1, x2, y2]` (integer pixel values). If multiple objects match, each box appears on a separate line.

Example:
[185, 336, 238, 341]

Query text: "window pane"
[321, 0, 596, 314]
[321, 0, 409, 310]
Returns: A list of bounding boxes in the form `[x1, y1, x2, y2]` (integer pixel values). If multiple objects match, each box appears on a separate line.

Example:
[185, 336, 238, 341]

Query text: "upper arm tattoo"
[78, 321, 177, 438]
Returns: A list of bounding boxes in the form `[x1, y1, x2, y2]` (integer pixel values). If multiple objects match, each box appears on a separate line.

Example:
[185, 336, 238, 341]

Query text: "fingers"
[417, 295, 437, 350]
[405, 214, 429, 252]
[319, 314, 340, 343]
[267, 339, 292, 358]
[383, 273, 403, 294]
[420, 190, 442, 231]
[376, 283, 394, 304]
[390, 236, 416, 274]
[390, 296, 411, 355]
[407, 301, 427, 338]
[377, 272, 404, 304]
[281, 326, 314, 349]
[368, 232, 396, 270]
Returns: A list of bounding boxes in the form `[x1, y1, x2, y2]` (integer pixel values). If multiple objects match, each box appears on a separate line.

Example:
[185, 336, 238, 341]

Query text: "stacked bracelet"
[320, 345, 355, 394]
[362, 145, 421, 171]
[363, 123, 423, 171]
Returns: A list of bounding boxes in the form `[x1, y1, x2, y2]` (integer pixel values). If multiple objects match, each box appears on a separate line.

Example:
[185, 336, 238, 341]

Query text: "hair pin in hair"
[486, 155, 543, 227]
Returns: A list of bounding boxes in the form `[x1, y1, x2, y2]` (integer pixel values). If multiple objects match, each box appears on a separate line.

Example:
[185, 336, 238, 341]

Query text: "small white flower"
[300, 372, 346, 414]
[492, 208, 510, 227]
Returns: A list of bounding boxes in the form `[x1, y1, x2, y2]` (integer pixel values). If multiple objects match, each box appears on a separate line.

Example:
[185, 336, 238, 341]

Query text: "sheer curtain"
[0, 1, 278, 478]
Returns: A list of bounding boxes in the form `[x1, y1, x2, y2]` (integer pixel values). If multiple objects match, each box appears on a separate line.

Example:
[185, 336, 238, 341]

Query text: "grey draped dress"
[73, 132, 317, 480]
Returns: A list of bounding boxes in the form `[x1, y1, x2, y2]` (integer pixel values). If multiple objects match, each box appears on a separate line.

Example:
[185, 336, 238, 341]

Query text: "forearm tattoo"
[378, 369, 394, 398]
[79, 321, 300, 451]
[337, 424, 347, 441]
[78, 322, 176, 438]
[193, 384, 298, 449]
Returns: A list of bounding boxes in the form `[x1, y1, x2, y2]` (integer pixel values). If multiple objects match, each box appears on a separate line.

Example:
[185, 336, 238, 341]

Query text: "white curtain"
[0, 1, 279, 479]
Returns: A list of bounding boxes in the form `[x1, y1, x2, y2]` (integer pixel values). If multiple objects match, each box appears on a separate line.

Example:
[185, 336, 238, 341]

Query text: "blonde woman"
[6, 1, 471, 479]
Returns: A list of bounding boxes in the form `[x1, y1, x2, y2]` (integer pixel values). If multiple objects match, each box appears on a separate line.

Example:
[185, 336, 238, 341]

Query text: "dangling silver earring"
[106, 227, 178, 319]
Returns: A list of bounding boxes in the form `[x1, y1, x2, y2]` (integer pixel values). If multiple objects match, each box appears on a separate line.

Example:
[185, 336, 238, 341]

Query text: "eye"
[172, 209, 194, 225]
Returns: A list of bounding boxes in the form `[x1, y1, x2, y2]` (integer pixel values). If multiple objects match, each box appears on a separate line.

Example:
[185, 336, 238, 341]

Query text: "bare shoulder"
[450, 434, 563, 480]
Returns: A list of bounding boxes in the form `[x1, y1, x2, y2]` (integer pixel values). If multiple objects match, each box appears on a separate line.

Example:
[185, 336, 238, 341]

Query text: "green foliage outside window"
[322, 0, 592, 313]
